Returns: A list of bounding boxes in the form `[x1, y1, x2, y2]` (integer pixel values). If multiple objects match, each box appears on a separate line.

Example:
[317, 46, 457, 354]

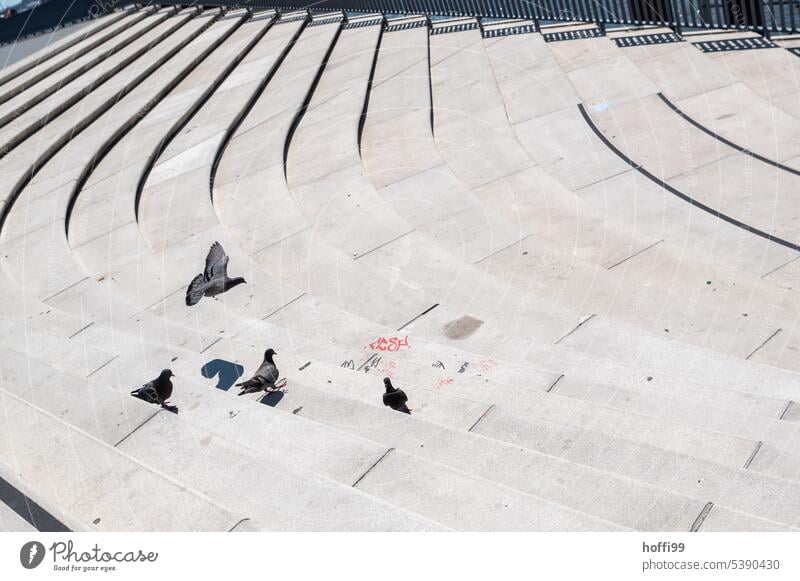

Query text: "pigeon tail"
[237, 385, 261, 396]
[185, 273, 206, 306]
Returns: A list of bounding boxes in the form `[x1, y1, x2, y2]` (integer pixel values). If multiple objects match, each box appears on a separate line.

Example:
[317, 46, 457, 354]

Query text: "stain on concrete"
[443, 315, 484, 339]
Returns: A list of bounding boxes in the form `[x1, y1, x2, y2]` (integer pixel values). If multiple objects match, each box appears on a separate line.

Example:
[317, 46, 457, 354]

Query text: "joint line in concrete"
[742, 441, 763, 470]
[554, 314, 596, 345]
[690, 502, 714, 532]
[467, 404, 495, 432]
[352, 448, 394, 488]
[745, 328, 782, 360]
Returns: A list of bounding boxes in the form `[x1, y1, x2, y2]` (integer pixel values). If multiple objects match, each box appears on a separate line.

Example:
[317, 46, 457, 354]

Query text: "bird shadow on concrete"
[258, 390, 285, 407]
[201, 359, 244, 391]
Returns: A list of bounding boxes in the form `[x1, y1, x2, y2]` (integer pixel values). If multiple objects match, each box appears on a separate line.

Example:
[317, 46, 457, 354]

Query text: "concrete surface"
[2, 10, 800, 531]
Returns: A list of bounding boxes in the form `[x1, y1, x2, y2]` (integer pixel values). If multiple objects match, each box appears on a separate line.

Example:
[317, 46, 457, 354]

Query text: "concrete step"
[0, 8, 166, 126]
[0, 386, 251, 531]
[6, 302, 795, 491]
[0, 8, 151, 108]
[118, 410, 447, 531]
[0, 337, 448, 531]
[8, 303, 798, 490]
[473, 405, 800, 529]
[2, 319, 623, 531]
[485, 26, 799, 281]
[242, 375, 781, 531]
[0, 8, 200, 157]
[0, 8, 135, 89]
[1, 310, 766, 531]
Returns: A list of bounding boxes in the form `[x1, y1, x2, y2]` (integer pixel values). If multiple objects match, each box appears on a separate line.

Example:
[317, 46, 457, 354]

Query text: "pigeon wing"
[204, 242, 229, 280]
[132, 379, 160, 404]
[263, 364, 280, 385]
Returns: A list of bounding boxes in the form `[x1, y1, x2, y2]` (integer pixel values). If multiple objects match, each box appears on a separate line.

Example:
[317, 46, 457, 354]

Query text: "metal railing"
[1, 0, 798, 45]
[159, 0, 799, 35]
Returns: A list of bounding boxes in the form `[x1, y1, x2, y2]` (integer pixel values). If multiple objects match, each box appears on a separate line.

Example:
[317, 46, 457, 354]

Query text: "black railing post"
[760, 0, 771, 38]
[670, 0, 683, 36]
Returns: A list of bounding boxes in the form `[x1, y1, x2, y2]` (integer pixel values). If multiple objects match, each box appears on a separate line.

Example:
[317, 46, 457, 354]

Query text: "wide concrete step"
[354, 448, 628, 531]
[0, 8, 135, 89]
[0, 313, 675, 531]
[474, 405, 800, 529]
[118, 410, 446, 531]
[6, 304, 793, 488]
[245, 374, 784, 531]
[0, 8, 200, 157]
[2, 322, 619, 531]
[485, 26, 799, 285]
[0, 338, 448, 531]
[15, 301, 800, 488]
[0, 386, 251, 531]
[0, 306, 690, 531]
[0, 8, 151, 109]
[0, 8, 167, 126]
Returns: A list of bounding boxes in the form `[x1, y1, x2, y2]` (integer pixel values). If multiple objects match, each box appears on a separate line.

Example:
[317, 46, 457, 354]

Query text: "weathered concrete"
[3, 10, 800, 531]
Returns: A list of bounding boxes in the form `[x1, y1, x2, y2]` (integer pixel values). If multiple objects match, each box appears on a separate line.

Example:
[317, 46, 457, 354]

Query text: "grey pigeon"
[382, 377, 411, 414]
[186, 242, 246, 306]
[131, 369, 176, 411]
[237, 348, 280, 396]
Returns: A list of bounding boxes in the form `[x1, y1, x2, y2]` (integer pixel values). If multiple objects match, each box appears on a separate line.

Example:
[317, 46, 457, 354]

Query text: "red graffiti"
[368, 335, 410, 352]
[434, 377, 454, 389]
[475, 359, 497, 371]
[377, 359, 398, 379]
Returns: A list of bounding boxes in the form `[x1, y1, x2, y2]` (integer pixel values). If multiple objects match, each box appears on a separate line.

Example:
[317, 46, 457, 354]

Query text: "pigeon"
[237, 348, 281, 396]
[131, 369, 176, 411]
[382, 377, 411, 414]
[186, 241, 246, 306]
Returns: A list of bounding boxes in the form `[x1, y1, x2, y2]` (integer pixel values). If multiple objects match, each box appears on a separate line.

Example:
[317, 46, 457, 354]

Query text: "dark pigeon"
[237, 349, 281, 396]
[131, 369, 177, 412]
[186, 241, 246, 306]
[382, 377, 411, 414]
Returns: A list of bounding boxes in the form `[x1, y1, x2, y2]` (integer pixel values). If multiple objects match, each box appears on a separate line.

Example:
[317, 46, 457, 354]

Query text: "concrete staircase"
[1, 6, 799, 531]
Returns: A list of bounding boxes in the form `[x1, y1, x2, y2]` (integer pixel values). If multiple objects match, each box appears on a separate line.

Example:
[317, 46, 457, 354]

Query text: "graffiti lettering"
[368, 335, 410, 352]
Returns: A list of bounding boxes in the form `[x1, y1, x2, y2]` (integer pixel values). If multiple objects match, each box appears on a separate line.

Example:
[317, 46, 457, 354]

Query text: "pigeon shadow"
[201, 359, 245, 391]
[258, 390, 285, 407]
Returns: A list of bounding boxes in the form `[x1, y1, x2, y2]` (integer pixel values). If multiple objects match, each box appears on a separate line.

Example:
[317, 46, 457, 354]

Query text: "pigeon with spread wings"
[186, 241, 247, 306]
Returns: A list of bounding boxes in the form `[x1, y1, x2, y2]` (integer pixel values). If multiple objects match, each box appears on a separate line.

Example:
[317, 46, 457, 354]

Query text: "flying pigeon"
[382, 377, 411, 414]
[237, 348, 281, 396]
[186, 241, 246, 306]
[131, 369, 177, 412]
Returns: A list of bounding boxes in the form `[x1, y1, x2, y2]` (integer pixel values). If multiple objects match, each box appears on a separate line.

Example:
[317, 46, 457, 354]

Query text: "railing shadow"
[201, 359, 244, 391]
